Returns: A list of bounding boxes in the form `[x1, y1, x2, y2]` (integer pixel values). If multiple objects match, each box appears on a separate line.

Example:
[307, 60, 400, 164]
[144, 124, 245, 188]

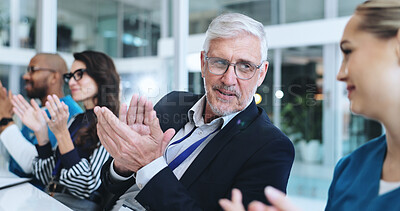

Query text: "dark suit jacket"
[101, 91, 294, 211]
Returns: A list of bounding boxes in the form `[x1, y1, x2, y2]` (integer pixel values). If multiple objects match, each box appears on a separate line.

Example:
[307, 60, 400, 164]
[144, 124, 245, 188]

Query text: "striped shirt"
[32, 110, 109, 199]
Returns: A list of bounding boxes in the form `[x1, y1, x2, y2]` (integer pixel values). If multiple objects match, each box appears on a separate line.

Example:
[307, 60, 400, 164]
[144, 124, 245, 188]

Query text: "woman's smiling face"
[68, 60, 98, 109]
[336, 14, 400, 120]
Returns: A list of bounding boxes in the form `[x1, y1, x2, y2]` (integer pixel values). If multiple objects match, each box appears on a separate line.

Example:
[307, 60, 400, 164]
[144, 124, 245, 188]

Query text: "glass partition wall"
[57, 0, 161, 57]
[275, 44, 382, 201]
[281, 46, 324, 164]
[277, 46, 330, 199]
[0, 0, 37, 48]
[0, 1, 10, 47]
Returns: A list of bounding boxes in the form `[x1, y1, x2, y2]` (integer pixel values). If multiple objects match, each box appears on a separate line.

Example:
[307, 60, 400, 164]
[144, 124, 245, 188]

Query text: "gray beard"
[203, 79, 257, 117]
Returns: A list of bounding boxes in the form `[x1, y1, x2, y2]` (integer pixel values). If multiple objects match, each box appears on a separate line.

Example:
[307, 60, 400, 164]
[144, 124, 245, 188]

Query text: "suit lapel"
[179, 100, 261, 188]
[156, 91, 202, 132]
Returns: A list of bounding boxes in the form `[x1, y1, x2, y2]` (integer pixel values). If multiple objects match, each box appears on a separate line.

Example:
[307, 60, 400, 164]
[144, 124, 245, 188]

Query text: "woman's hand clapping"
[219, 187, 301, 211]
[43, 94, 70, 137]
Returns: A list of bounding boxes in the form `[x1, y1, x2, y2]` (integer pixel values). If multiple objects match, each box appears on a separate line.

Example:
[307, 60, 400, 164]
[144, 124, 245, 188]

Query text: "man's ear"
[200, 51, 205, 78]
[257, 61, 269, 87]
[49, 72, 61, 85]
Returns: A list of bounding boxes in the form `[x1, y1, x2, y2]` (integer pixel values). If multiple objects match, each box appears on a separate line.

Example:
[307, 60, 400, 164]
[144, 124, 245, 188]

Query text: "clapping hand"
[219, 187, 301, 211]
[0, 81, 13, 119]
[123, 94, 151, 135]
[42, 94, 69, 136]
[41, 94, 75, 154]
[11, 94, 48, 145]
[95, 95, 175, 175]
[219, 189, 247, 211]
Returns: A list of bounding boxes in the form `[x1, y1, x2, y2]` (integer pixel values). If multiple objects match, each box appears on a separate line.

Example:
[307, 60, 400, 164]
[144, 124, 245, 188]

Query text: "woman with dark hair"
[12, 50, 120, 210]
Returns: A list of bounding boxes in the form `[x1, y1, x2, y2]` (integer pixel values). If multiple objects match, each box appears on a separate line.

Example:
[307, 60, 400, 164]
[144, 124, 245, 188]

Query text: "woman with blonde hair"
[219, 0, 400, 210]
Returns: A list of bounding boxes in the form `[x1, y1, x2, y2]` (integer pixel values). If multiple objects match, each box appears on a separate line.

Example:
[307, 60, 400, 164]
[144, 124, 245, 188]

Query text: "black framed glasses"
[27, 66, 56, 74]
[63, 69, 86, 83]
[204, 56, 263, 80]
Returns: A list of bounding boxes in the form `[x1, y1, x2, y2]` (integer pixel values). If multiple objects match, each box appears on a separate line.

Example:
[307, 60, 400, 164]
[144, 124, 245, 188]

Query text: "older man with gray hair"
[96, 13, 294, 211]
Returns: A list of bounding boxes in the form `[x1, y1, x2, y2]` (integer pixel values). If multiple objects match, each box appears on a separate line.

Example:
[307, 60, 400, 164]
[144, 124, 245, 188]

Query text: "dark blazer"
[101, 91, 294, 211]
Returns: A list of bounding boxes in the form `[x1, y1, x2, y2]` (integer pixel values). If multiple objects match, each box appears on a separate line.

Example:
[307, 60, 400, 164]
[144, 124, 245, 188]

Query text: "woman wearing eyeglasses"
[12, 50, 120, 210]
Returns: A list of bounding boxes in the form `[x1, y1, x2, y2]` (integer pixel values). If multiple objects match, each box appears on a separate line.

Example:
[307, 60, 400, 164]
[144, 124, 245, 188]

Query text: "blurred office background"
[0, 0, 382, 209]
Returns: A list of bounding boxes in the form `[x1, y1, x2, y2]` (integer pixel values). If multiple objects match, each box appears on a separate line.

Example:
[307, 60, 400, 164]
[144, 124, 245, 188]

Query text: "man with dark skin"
[0, 53, 82, 179]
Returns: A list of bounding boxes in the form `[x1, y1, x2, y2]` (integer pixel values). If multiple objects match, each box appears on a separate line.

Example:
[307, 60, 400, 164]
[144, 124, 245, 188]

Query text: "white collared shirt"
[110, 95, 247, 210]
[136, 96, 240, 187]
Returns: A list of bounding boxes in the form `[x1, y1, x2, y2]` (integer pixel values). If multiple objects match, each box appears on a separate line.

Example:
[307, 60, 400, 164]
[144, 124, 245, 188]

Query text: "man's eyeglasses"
[26, 66, 56, 74]
[204, 56, 263, 80]
[63, 69, 86, 83]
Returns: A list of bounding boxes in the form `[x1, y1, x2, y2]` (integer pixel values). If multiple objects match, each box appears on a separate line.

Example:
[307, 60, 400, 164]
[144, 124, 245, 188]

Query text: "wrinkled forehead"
[208, 35, 262, 62]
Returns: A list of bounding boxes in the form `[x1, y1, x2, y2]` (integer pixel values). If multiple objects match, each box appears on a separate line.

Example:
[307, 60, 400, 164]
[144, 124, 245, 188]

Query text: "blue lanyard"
[168, 127, 219, 171]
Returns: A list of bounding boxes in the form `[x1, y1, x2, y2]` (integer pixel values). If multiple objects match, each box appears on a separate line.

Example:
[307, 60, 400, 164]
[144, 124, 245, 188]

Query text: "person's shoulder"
[237, 106, 293, 154]
[155, 91, 202, 109]
[252, 106, 290, 142]
[154, 92, 202, 131]
[348, 135, 385, 158]
[160, 91, 201, 103]
[335, 135, 386, 170]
